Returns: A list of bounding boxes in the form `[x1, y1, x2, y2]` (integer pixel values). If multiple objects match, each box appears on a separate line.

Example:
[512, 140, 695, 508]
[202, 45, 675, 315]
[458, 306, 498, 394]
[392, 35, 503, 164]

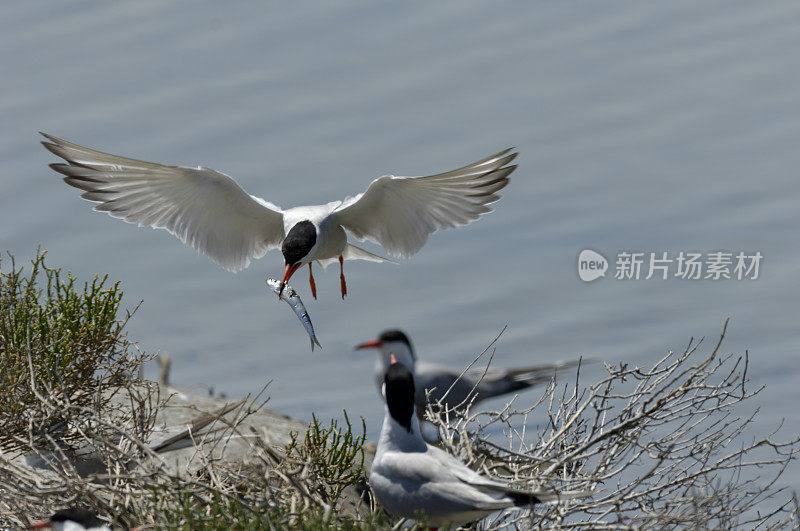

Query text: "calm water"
[3, 0, 800, 495]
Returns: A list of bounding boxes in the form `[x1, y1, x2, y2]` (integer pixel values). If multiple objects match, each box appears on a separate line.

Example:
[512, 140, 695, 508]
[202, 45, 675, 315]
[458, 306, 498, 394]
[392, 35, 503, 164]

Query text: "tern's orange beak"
[390, 354, 398, 365]
[27, 521, 51, 530]
[279, 262, 303, 296]
[355, 339, 382, 350]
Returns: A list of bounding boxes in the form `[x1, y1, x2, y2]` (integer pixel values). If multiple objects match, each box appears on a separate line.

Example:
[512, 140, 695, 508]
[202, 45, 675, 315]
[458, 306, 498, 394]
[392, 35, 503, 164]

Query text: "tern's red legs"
[339, 255, 347, 299]
[308, 263, 317, 299]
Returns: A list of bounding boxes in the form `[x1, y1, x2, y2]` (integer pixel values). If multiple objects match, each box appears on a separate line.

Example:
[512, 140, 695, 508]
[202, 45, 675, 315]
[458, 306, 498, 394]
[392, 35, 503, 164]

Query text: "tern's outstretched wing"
[42, 133, 285, 272]
[332, 149, 516, 258]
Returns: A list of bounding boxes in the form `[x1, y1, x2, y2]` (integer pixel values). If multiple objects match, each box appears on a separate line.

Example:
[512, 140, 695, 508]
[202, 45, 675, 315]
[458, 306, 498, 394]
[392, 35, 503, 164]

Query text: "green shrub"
[285, 412, 367, 504]
[0, 250, 144, 453]
[155, 414, 397, 530]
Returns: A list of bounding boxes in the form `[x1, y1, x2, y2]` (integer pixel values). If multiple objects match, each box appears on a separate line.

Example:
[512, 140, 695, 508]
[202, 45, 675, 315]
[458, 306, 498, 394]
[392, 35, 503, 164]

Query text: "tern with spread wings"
[42, 133, 516, 298]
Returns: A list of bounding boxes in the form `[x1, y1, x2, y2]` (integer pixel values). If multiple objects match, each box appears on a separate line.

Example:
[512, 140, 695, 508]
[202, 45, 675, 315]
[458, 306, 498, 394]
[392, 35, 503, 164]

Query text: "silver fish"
[266, 278, 322, 351]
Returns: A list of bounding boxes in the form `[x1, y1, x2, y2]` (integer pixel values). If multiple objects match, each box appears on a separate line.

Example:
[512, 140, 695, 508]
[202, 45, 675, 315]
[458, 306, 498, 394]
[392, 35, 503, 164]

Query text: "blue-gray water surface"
[3, 0, 799, 499]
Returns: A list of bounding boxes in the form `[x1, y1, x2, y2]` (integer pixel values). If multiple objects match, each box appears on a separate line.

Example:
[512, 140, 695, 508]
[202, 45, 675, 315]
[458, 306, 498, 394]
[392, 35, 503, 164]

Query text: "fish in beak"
[279, 262, 303, 297]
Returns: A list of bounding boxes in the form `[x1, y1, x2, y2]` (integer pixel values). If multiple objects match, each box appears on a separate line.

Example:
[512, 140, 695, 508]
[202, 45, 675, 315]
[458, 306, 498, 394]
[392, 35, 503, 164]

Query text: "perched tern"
[42, 134, 516, 298]
[370, 358, 586, 527]
[28, 508, 110, 531]
[357, 330, 580, 417]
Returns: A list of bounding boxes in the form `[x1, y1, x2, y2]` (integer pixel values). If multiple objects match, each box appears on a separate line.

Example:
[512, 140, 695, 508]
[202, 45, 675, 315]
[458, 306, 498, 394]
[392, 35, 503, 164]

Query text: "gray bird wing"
[42, 133, 285, 272]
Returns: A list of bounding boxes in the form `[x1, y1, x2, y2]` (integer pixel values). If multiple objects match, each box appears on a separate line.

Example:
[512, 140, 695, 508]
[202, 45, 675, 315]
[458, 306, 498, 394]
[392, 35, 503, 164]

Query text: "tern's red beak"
[27, 521, 51, 530]
[355, 339, 382, 350]
[390, 354, 398, 365]
[279, 262, 303, 296]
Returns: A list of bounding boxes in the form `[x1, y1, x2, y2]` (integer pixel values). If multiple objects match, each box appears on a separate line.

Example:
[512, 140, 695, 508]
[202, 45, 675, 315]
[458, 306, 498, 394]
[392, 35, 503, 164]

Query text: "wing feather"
[333, 150, 516, 258]
[377, 448, 519, 511]
[42, 133, 285, 272]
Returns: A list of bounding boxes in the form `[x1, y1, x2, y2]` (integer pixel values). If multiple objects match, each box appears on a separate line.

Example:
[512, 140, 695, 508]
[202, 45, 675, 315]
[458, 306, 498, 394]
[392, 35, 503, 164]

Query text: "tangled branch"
[429, 320, 799, 529]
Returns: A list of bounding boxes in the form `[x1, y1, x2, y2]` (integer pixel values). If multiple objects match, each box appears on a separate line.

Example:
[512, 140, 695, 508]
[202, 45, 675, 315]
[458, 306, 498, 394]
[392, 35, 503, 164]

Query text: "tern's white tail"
[528, 489, 592, 505]
[318, 243, 395, 268]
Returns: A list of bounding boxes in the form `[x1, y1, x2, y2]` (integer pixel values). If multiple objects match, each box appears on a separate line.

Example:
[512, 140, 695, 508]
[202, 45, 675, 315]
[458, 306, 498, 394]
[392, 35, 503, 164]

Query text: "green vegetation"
[0, 251, 401, 529]
[285, 412, 367, 504]
[0, 250, 145, 453]
[1, 251, 796, 529]
[156, 415, 397, 530]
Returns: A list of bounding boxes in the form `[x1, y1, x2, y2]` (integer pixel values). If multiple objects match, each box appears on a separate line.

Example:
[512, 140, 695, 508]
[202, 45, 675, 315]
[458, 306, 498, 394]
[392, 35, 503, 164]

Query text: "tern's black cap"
[378, 329, 414, 359]
[50, 507, 104, 527]
[385, 362, 415, 432]
[282, 220, 316, 265]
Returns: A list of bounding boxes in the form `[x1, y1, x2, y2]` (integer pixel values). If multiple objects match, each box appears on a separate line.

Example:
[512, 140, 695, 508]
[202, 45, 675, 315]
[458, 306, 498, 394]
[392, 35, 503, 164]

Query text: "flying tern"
[357, 330, 580, 417]
[42, 133, 516, 298]
[369, 357, 586, 527]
